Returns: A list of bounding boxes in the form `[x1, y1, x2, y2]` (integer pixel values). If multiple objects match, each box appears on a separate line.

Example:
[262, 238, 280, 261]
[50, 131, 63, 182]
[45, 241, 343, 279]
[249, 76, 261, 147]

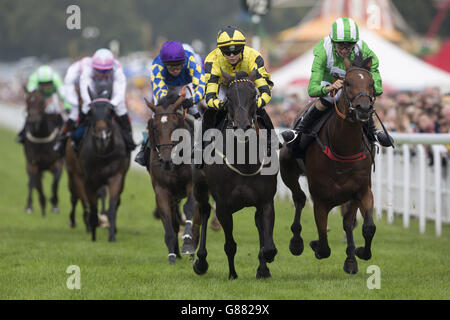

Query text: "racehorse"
[193, 70, 278, 279]
[65, 87, 108, 231]
[78, 89, 130, 242]
[279, 55, 377, 274]
[23, 89, 63, 216]
[144, 91, 196, 264]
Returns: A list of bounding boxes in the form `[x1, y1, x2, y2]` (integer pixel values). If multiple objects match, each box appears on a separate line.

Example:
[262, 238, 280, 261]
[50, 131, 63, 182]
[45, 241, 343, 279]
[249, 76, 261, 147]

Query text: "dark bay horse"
[144, 91, 196, 265]
[280, 55, 377, 274]
[193, 70, 278, 279]
[79, 90, 130, 242]
[23, 89, 63, 216]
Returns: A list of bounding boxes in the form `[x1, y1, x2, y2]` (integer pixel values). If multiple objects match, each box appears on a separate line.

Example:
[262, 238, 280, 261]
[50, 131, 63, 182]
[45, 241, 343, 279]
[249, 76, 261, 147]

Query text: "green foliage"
[0, 125, 449, 299]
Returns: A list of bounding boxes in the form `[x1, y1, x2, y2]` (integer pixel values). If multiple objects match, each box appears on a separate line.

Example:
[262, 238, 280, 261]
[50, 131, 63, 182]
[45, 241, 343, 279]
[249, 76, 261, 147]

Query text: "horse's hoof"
[181, 239, 195, 255]
[51, 207, 60, 214]
[25, 208, 32, 214]
[193, 259, 208, 275]
[310, 241, 330, 259]
[343, 258, 358, 274]
[69, 220, 76, 228]
[263, 247, 277, 263]
[228, 272, 238, 280]
[256, 267, 271, 279]
[189, 253, 195, 261]
[169, 255, 176, 265]
[98, 214, 109, 228]
[355, 247, 371, 260]
[289, 237, 304, 256]
[108, 236, 116, 242]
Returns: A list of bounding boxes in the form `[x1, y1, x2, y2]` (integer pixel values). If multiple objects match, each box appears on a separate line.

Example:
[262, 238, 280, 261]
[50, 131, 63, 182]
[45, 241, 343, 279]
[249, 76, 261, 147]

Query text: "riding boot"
[134, 138, 150, 167]
[16, 126, 26, 144]
[364, 116, 394, 147]
[281, 103, 324, 144]
[54, 119, 75, 156]
[117, 114, 137, 153]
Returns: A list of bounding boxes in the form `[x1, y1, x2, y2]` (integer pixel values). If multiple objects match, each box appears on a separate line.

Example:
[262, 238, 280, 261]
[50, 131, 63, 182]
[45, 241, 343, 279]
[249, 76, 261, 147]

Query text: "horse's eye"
[344, 80, 350, 87]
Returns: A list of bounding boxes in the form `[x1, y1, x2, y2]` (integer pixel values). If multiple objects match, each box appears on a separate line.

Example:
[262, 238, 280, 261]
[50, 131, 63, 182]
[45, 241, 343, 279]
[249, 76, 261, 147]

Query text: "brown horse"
[280, 55, 377, 274]
[144, 91, 196, 265]
[23, 89, 64, 216]
[193, 70, 278, 279]
[65, 87, 108, 230]
[79, 90, 130, 242]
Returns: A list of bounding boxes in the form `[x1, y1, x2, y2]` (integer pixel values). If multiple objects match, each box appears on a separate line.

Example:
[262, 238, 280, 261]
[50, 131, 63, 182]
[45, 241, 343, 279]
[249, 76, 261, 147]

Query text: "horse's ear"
[174, 95, 184, 109]
[364, 57, 373, 71]
[144, 98, 156, 113]
[248, 69, 258, 83]
[221, 68, 233, 86]
[343, 57, 352, 70]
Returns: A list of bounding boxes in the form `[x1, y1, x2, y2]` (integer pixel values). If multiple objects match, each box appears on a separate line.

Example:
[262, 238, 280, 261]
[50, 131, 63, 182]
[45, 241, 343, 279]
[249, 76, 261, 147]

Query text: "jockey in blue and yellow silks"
[135, 41, 206, 167]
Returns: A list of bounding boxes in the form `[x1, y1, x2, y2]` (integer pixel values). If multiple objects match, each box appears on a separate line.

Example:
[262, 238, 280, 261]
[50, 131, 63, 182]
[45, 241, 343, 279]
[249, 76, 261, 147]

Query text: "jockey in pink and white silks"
[78, 48, 136, 152]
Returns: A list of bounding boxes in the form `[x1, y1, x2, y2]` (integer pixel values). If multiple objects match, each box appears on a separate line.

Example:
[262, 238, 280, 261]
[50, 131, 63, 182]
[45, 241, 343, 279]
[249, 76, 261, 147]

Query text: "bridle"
[149, 110, 186, 159]
[226, 77, 259, 132]
[335, 67, 376, 123]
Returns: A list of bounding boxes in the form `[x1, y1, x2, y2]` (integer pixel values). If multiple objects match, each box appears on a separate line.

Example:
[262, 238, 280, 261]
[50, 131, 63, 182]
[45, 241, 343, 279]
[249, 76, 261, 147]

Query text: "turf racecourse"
[0, 125, 449, 300]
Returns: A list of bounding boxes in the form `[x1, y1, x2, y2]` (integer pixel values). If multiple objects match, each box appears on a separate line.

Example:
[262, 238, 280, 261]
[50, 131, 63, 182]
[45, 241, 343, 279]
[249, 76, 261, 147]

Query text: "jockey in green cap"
[281, 17, 393, 148]
[17, 65, 72, 143]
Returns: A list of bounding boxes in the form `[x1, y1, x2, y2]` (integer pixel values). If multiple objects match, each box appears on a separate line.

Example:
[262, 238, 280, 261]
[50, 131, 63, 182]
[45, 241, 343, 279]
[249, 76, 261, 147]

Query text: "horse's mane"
[157, 91, 180, 109]
[352, 52, 372, 71]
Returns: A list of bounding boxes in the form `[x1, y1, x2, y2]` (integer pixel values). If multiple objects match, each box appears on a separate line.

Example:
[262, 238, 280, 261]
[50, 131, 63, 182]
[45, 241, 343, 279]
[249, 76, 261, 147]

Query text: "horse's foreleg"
[50, 161, 63, 213]
[193, 183, 211, 275]
[310, 200, 331, 259]
[34, 171, 46, 217]
[255, 202, 278, 279]
[355, 188, 376, 261]
[25, 164, 34, 213]
[280, 148, 305, 256]
[155, 188, 178, 264]
[216, 205, 238, 280]
[181, 184, 195, 255]
[107, 174, 124, 242]
[86, 186, 98, 241]
[342, 200, 359, 274]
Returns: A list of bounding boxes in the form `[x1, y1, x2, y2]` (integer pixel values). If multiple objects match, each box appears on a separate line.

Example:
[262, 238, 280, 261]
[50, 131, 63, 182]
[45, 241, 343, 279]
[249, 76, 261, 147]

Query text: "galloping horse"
[144, 91, 196, 264]
[280, 55, 377, 274]
[23, 89, 64, 216]
[193, 70, 278, 279]
[79, 89, 130, 242]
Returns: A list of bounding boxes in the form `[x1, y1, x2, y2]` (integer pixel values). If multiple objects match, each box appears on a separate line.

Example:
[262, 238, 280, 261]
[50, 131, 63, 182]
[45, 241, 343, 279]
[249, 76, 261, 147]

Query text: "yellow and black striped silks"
[204, 46, 273, 110]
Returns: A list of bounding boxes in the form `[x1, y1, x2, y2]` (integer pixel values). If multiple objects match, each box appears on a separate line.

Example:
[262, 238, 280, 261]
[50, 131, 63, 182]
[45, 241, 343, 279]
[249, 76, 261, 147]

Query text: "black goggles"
[220, 46, 244, 56]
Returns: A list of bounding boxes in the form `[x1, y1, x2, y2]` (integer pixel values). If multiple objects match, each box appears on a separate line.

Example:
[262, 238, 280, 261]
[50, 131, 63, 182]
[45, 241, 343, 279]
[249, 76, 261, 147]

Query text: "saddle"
[290, 107, 334, 160]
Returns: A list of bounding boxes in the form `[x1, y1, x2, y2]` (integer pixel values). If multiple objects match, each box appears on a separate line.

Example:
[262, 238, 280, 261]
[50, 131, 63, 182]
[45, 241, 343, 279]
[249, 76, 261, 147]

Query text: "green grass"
[0, 125, 449, 300]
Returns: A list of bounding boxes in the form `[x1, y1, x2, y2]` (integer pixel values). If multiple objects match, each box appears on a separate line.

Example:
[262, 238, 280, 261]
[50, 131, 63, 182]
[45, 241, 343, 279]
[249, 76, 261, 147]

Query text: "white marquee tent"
[272, 28, 450, 95]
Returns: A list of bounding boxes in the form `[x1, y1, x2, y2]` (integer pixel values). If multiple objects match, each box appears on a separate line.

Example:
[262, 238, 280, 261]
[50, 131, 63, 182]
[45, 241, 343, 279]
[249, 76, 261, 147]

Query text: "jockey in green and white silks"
[281, 17, 393, 148]
[17, 65, 72, 143]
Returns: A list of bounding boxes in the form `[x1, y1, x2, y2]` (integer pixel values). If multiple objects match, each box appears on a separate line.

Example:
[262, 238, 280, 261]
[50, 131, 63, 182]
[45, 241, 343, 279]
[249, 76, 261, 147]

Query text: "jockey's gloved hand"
[219, 98, 229, 110]
[181, 98, 193, 110]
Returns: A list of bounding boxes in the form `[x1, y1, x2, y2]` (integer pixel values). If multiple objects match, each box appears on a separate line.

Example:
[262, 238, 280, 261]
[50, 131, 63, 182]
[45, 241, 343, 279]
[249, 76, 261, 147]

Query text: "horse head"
[341, 53, 376, 124]
[87, 87, 116, 155]
[221, 69, 258, 131]
[24, 88, 47, 134]
[144, 91, 185, 170]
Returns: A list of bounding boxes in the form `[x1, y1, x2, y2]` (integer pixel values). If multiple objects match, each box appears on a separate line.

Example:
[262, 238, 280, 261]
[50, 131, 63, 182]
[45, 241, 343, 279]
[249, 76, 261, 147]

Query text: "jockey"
[17, 65, 71, 143]
[281, 17, 393, 147]
[134, 40, 206, 167]
[53, 57, 91, 155]
[78, 48, 136, 152]
[195, 25, 277, 168]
